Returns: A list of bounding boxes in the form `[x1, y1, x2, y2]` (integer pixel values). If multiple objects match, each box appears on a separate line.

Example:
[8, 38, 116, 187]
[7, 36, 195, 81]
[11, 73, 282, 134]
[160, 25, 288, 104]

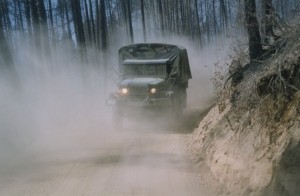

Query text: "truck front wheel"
[113, 107, 124, 130]
[165, 96, 182, 121]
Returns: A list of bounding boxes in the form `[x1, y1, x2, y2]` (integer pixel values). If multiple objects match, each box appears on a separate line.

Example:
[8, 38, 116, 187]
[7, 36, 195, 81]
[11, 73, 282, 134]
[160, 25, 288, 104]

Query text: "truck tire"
[174, 96, 183, 117]
[113, 107, 124, 130]
[165, 96, 181, 122]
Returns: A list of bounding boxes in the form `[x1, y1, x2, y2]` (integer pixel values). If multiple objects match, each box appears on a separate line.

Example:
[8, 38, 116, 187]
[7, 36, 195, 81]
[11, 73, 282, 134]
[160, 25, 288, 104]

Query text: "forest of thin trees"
[0, 0, 299, 71]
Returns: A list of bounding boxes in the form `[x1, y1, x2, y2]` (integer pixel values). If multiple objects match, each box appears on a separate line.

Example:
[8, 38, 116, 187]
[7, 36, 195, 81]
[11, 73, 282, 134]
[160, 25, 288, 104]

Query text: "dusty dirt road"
[0, 111, 218, 196]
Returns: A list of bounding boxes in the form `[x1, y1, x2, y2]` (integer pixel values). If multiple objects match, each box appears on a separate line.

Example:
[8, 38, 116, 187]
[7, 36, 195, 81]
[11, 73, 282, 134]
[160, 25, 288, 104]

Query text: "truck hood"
[120, 77, 165, 86]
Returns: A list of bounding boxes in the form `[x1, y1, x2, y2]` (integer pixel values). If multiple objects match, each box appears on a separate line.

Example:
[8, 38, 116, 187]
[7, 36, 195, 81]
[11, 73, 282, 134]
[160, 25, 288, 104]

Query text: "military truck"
[109, 43, 192, 125]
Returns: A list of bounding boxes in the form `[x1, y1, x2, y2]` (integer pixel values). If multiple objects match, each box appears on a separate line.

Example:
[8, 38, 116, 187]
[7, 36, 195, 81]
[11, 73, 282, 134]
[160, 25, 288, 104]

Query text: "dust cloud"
[0, 35, 235, 195]
[0, 36, 234, 158]
[0, 43, 114, 169]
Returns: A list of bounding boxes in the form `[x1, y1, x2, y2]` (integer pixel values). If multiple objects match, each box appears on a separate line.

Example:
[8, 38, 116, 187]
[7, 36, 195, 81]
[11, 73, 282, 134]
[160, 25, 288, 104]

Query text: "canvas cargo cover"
[118, 43, 192, 80]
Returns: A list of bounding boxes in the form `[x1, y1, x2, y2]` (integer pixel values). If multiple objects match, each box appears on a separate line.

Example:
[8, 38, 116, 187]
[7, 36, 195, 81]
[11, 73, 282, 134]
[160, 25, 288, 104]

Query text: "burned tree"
[262, 0, 278, 43]
[121, 0, 134, 43]
[71, 0, 86, 49]
[245, 0, 263, 61]
[0, 1, 14, 71]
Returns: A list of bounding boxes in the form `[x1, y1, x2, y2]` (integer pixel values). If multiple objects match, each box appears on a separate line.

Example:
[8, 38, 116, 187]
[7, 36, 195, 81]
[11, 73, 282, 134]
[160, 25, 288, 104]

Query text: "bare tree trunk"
[96, 0, 100, 49]
[157, 0, 164, 37]
[262, 0, 278, 44]
[163, 0, 170, 34]
[170, 0, 176, 36]
[186, 0, 192, 37]
[88, 0, 95, 44]
[245, 0, 263, 61]
[30, 0, 41, 51]
[37, 0, 51, 58]
[179, 0, 185, 35]
[16, 0, 24, 32]
[227, 0, 232, 29]
[121, 0, 133, 43]
[194, 0, 202, 47]
[100, 0, 108, 50]
[64, 0, 72, 41]
[99, 0, 108, 88]
[127, 0, 134, 43]
[48, 0, 56, 49]
[107, 0, 115, 38]
[57, 0, 65, 37]
[83, 0, 92, 45]
[204, 0, 210, 42]
[199, 0, 205, 43]
[0, 5, 14, 71]
[24, 0, 32, 38]
[220, 0, 228, 34]
[71, 0, 86, 49]
[141, 0, 146, 42]
[212, 0, 217, 34]
[175, 0, 179, 35]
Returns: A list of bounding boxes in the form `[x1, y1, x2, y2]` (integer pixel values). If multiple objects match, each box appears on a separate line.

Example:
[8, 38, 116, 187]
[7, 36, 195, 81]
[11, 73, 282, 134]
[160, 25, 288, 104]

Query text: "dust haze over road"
[0, 38, 232, 195]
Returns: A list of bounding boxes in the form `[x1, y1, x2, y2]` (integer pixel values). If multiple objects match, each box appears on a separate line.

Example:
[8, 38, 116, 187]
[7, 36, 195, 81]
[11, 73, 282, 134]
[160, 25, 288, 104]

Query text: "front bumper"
[107, 90, 173, 107]
[109, 96, 171, 108]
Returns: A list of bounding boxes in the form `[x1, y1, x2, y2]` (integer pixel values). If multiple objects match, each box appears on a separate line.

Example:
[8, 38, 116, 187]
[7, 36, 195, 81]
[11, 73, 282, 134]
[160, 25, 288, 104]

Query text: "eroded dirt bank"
[188, 23, 300, 196]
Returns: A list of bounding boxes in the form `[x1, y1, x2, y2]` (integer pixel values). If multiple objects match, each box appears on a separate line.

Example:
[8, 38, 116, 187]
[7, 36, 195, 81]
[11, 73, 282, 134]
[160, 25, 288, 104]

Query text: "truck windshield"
[123, 64, 166, 77]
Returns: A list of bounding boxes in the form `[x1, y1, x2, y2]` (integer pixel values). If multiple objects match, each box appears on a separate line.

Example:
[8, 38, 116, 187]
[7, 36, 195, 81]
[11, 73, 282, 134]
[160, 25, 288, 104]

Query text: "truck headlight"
[150, 88, 157, 94]
[121, 88, 128, 94]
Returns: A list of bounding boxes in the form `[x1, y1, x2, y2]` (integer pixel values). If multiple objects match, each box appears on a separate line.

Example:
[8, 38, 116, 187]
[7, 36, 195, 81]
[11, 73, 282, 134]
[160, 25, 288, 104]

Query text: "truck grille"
[128, 86, 148, 100]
